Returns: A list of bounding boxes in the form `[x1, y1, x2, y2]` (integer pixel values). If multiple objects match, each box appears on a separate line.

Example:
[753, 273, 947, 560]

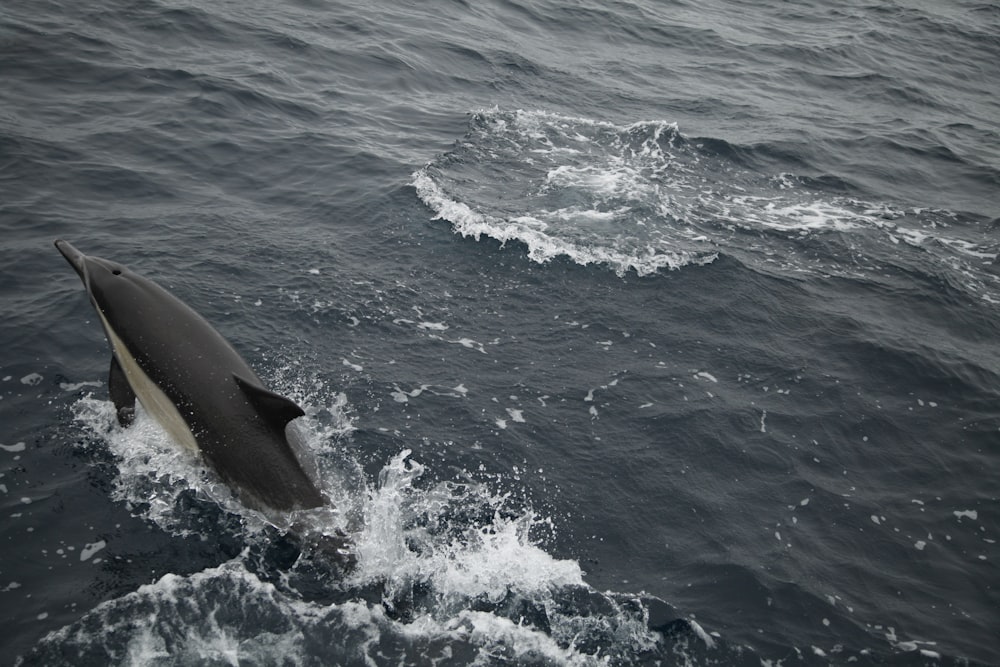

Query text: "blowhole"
[112, 269, 122, 275]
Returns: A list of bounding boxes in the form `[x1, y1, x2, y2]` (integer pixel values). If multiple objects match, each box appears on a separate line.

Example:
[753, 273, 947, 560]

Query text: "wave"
[412, 167, 716, 276]
[412, 109, 722, 276]
[412, 108, 1000, 304]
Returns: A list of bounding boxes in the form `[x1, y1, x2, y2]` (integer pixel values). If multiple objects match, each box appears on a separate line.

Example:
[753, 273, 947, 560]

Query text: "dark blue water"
[2, 0, 998, 664]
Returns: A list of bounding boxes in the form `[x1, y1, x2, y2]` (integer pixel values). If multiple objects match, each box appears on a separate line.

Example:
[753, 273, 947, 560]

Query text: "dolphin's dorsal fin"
[109, 355, 136, 427]
[233, 374, 305, 430]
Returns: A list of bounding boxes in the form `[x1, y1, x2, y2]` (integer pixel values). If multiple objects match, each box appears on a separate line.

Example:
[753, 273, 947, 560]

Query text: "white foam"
[72, 395, 245, 534]
[688, 618, 715, 648]
[545, 165, 637, 198]
[413, 108, 1000, 304]
[455, 338, 486, 353]
[60, 380, 104, 392]
[506, 408, 526, 423]
[449, 610, 591, 664]
[411, 111, 718, 277]
[80, 540, 107, 562]
[390, 385, 429, 404]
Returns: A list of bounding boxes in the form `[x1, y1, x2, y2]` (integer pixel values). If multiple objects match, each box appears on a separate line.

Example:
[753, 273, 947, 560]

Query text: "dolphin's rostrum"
[55, 239, 327, 515]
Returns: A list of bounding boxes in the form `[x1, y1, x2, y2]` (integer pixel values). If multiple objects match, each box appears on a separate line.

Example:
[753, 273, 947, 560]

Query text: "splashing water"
[54, 383, 675, 666]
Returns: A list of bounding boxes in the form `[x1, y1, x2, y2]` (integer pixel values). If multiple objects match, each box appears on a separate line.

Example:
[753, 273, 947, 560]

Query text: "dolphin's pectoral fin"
[109, 355, 136, 427]
[233, 374, 306, 431]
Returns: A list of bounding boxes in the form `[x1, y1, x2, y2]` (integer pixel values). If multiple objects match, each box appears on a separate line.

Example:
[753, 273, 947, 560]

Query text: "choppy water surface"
[2, 0, 998, 664]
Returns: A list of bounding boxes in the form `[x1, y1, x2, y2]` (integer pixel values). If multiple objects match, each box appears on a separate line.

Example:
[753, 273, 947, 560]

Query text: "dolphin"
[55, 239, 326, 515]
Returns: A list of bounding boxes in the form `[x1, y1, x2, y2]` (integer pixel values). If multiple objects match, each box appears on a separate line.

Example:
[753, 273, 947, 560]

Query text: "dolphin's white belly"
[99, 310, 200, 453]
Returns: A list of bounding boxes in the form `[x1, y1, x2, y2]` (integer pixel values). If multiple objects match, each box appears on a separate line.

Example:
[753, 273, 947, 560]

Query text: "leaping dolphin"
[55, 239, 326, 515]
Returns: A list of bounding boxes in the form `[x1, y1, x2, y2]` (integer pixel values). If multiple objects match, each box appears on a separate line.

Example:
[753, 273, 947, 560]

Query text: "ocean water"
[1, 0, 998, 664]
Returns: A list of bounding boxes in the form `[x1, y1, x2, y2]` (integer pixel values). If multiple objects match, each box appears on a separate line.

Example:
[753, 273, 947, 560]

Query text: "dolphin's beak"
[55, 239, 88, 284]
